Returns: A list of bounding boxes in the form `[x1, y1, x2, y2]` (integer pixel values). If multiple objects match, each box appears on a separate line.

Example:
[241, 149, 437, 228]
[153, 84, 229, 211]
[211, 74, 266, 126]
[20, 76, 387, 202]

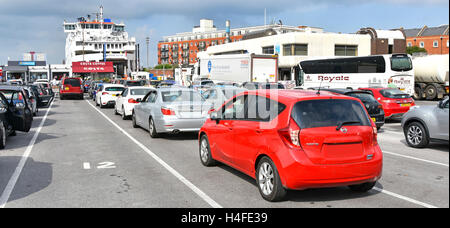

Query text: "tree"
[406, 46, 427, 55]
[154, 64, 174, 69]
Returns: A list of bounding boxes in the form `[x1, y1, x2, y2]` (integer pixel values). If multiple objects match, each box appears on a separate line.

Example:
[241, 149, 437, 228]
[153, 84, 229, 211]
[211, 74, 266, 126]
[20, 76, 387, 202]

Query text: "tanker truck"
[412, 54, 449, 100]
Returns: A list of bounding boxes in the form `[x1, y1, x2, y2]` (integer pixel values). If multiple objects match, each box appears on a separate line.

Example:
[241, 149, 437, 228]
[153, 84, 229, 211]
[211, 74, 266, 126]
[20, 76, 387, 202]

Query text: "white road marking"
[0, 101, 54, 208]
[83, 162, 91, 170]
[380, 130, 404, 135]
[86, 100, 222, 208]
[373, 187, 438, 208]
[382, 150, 449, 167]
[97, 162, 116, 169]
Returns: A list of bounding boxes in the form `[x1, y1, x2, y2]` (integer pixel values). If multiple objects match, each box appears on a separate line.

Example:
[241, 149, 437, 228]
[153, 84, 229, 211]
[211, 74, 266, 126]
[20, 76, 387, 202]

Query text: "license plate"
[371, 118, 376, 122]
[401, 103, 411, 107]
[65, 87, 69, 91]
[180, 112, 202, 119]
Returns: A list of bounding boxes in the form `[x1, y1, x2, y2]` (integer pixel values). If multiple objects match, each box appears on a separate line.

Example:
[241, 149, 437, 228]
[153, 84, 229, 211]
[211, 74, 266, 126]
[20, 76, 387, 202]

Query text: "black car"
[28, 84, 53, 107]
[242, 82, 285, 90]
[0, 87, 34, 149]
[316, 88, 385, 129]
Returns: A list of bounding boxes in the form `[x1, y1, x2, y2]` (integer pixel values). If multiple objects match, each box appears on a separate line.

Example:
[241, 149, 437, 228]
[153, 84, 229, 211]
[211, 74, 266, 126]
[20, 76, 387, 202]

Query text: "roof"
[244, 89, 354, 103]
[404, 25, 449, 37]
[103, 84, 124, 87]
[320, 88, 372, 95]
[128, 86, 155, 90]
[0, 85, 24, 91]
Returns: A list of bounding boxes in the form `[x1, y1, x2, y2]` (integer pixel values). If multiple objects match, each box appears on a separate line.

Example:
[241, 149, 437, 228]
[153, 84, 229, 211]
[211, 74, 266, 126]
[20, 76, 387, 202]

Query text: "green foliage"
[406, 46, 427, 55]
[154, 64, 174, 69]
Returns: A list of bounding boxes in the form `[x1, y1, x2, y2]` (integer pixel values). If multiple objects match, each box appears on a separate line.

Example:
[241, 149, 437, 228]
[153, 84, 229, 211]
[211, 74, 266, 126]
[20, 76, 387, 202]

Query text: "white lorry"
[174, 67, 193, 86]
[130, 71, 150, 80]
[192, 53, 278, 84]
[412, 54, 449, 100]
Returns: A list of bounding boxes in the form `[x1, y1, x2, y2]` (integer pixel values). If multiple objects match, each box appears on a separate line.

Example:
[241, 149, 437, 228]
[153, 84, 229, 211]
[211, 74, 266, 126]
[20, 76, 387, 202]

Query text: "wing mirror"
[209, 110, 221, 124]
[136, 98, 142, 103]
[438, 99, 446, 109]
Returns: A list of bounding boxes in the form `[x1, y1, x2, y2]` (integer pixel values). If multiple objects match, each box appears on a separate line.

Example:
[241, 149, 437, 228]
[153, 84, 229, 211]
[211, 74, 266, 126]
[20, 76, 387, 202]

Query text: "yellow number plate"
[371, 118, 376, 122]
[401, 103, 411, 107]
[65, 87, 70, 90]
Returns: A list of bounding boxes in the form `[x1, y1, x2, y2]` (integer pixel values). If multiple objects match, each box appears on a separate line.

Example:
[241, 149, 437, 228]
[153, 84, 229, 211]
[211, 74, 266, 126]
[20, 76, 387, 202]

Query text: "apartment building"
[403, 25, 449, 55]
[157, 19, 317, 66]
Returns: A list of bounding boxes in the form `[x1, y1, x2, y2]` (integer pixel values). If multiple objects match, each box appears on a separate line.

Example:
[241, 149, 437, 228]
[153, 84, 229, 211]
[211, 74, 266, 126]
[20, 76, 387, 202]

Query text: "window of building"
[283, 44, 308, 56]
[335, 45, 358, 56]
[262, 46, 274, 54]
[420, 41, 425, 48]
[433, 41, 439, 48]
[407, 42, 412, 47]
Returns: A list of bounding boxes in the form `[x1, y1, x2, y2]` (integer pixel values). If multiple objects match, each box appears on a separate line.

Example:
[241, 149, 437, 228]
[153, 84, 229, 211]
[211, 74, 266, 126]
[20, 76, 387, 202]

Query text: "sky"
[0, 0, 448, 67]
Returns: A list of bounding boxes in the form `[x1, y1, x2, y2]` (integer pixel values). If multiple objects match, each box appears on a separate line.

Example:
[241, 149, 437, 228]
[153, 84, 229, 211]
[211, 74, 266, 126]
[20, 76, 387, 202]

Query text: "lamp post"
[146, 37, 150, 68]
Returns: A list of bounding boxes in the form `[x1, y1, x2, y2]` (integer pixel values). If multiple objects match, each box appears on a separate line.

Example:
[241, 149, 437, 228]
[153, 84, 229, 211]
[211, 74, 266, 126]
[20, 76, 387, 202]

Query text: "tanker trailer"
[412, 54, 449, 100]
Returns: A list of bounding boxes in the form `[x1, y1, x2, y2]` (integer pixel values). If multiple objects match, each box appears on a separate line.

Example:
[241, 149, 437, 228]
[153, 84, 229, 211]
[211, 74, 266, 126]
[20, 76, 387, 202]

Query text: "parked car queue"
[0, 81, 55, 149]
[60, 78, 448, 202]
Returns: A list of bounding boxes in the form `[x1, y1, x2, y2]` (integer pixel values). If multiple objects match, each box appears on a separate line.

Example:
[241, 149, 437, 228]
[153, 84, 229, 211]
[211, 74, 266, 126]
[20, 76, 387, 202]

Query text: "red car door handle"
[223, 122, 233, 130]
[255, 129, 262, 134]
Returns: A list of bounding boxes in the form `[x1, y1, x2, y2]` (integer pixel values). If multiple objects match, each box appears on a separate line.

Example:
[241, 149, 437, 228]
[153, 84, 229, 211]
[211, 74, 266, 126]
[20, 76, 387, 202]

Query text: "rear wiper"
[336, 121, 361, 131]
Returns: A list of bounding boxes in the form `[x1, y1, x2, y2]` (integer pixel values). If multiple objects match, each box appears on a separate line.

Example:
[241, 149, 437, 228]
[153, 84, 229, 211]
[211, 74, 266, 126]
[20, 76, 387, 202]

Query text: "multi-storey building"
[63, 6, 137, 78]
[403, 25, 449, 55]
[157, 19, 317, 66]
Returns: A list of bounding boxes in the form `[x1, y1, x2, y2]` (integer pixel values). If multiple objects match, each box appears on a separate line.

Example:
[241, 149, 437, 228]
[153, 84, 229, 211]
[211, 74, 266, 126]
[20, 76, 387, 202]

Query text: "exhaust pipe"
[172, 129, 181, 134]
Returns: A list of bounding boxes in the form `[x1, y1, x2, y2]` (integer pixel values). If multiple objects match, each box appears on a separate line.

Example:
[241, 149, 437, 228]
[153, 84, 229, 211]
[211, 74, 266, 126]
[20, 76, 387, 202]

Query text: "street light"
[146, 37, 150, 68]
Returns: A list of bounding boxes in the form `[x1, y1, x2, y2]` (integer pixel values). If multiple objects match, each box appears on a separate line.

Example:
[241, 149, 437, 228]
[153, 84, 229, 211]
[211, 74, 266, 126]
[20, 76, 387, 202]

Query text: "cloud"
[0, 0, 447, 65]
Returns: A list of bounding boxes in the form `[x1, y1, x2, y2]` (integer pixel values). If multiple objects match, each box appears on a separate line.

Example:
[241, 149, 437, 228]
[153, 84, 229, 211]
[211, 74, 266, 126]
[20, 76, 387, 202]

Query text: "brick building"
[157, 19, 315, 66]
[402, 25, 449, 55]
[357, 27, 407, 55]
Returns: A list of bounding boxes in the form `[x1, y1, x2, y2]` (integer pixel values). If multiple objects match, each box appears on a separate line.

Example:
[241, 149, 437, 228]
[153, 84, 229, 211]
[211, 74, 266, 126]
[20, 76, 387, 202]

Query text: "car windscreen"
[161, 90, 203, 102]
[380, 89, 410, 98]
[125, 81, 142, 86]
[63, 79, 81, 87]
[222, 89, 246, 99]
[346, 92, 377, 103]
[390, 55, 412, 72]
[130, 89, 152, 96]
[201, 81, 215, 86]
[0, 91, 19, 100]
[264, 84, 284, 89]
[105, 87, 125, 92]
[291, 99, 371, 129]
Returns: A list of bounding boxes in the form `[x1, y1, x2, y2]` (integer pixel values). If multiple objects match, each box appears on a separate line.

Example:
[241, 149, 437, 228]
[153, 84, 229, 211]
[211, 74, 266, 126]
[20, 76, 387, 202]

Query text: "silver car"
[201, 86, 247, 110]
[132, 88, 212, 138]
[401, 97, 449, 148]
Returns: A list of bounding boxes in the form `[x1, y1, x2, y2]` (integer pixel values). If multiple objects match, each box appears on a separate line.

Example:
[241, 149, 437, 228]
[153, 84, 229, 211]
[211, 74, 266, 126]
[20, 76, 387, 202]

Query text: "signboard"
[19, 61, 36, 66]
[72, 61, 114, 73]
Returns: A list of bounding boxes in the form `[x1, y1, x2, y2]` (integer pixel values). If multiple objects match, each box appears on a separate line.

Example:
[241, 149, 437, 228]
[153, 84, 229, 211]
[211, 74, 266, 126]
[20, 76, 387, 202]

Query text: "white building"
[63, 6, 137, 78]
[199, 29, 372, 82]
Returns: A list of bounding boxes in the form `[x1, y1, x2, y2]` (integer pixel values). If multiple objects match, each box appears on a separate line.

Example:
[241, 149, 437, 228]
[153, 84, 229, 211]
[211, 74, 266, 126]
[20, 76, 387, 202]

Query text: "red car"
[60, 77, 84, 100]
[359, 88, 415, 119]
[199, 90, 382, 201]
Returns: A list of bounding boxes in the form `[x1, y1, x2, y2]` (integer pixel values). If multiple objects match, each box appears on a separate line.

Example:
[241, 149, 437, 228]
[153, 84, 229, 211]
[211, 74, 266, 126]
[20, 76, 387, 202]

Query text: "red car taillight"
[161, 107, 176, 115]
[278, 118, 302, 148]
[128, 98, 139, 103]
[102, 92, 109, 95]
[372, 126, 378, 146]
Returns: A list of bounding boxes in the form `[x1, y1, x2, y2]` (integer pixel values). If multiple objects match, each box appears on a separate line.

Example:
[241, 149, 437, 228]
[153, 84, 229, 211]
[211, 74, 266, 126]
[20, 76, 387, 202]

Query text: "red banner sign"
[72, 62, 114, 73]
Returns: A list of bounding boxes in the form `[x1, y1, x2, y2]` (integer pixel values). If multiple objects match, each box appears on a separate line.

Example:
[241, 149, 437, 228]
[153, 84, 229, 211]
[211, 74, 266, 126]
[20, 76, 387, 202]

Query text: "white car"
[95, 84, 125, 108]
[114, 86, 155, 119]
